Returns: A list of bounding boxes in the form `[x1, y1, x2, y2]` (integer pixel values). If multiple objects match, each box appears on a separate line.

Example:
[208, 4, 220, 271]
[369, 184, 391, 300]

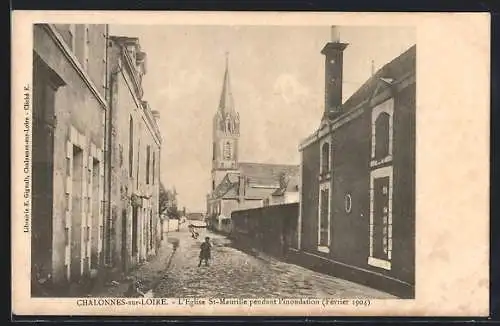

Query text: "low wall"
[230, 203, 299, 258]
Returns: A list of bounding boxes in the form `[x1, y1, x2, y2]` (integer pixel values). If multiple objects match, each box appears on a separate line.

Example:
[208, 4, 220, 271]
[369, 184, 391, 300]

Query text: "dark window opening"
[375, 112, 391, 160]
[152, 152, 155, 184]
[319, 188, 329, 247]
[321, 142, 330, 173]
[146, 145, 151, 184]
[129, 116, 133, 177]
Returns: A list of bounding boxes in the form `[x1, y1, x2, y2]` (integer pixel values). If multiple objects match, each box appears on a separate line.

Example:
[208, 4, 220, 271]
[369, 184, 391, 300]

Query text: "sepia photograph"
[30, 23, 415, 300]
[12, 11, 489, 317]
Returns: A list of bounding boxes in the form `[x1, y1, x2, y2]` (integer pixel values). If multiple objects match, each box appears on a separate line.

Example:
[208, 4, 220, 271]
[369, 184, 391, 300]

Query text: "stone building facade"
[32, 24, 108, 294]
[105, 36, 162, 274]
[296, 27, 416, 298]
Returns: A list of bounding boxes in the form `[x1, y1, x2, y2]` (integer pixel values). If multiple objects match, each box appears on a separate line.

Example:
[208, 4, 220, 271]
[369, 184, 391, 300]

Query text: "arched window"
[227, 120, 231, 132]
[374, 112, 390, 160]
[321, 142, 330, 173]
[223, 141, 232, 160]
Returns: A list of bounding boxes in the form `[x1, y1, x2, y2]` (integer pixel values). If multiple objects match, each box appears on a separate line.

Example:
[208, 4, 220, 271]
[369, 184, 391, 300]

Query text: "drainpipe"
[102, 25, 109, 268]
[105, 39, 124, 268]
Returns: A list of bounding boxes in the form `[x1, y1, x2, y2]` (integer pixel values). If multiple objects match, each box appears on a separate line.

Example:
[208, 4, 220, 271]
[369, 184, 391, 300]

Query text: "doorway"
[70, 145, 83, 281]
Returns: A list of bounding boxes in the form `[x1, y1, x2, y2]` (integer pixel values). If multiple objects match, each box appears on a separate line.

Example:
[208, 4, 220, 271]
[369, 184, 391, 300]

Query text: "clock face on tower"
[223, 141, 232, 160]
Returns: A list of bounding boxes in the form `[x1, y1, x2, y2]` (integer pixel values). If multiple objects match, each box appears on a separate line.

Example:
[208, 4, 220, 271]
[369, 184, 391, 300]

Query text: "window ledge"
[317, 246, 330, 254]
[370, 155, 393, 168]
[368, 256, 391, 270]
[318, 171, 331, 181]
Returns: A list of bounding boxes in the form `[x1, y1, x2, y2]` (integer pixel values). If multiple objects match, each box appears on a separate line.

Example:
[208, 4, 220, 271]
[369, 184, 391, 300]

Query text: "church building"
[207, 55, 299, 234]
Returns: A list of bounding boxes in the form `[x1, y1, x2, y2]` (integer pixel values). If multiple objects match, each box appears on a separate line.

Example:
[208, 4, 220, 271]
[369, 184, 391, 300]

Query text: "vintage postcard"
[12, 11, 490, 317]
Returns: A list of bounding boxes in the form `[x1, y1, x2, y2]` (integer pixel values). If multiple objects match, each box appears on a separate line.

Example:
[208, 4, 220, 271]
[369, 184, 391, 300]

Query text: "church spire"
[218, 52, 235, 115]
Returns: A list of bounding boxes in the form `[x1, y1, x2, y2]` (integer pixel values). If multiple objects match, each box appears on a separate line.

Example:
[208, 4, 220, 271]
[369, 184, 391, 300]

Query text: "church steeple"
[211, 53, 240, 189]
[218, 52, 235, 115]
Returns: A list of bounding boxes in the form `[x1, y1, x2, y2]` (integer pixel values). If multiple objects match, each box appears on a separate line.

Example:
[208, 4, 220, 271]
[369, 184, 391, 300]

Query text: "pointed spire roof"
[218, 52, 235, 115]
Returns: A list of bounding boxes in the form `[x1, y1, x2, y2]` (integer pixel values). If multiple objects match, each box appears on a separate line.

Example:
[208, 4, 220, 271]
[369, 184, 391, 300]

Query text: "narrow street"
[97, 228, 395, 299]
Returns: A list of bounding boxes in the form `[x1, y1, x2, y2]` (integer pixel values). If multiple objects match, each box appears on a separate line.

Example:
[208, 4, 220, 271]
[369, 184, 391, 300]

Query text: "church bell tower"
[211, 53, 240, 191]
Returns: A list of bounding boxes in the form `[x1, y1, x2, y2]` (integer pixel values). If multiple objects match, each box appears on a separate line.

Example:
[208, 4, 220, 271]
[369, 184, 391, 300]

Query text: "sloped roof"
[342, 45, 416, 112]
[239, 162, 300, 187]
[272, 174, 300, 196]
[212, 163, 300, 201]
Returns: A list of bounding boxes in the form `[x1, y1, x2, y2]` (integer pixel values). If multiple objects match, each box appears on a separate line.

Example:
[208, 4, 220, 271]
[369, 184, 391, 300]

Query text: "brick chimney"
[151, 110, 160, 123]
[321, 26, 348, 121]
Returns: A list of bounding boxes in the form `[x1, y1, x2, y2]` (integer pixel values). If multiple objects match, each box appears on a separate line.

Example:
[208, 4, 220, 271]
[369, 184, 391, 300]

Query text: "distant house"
[206, 54, 299, 234]
[296, 26, 416, 298]
[264, 174, 300, 207]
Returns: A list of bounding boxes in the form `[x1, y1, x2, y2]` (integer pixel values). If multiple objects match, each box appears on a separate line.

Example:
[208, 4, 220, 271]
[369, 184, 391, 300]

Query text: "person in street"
[198, 237, 212, 267]
[189, 224, 199, 239]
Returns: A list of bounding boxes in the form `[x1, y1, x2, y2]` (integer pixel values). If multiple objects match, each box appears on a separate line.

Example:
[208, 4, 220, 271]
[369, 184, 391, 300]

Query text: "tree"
[159, 182, 181, 219]
[159, 182, 169, 216]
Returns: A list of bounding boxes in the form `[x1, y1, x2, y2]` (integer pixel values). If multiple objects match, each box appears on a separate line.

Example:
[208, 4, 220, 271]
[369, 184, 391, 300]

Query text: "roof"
[272, 175, 300, 196]
[212, 162, 300, 201]
[239, 162, 300, 187]
[342, 45, 416, 112]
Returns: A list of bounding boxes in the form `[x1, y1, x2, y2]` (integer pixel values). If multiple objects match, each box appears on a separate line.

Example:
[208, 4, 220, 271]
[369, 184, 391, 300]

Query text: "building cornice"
[119, 67, 162, 146]
[299, 72, 415, 151]
[121, 46, 144, 100]
[44, 24, 108, 110]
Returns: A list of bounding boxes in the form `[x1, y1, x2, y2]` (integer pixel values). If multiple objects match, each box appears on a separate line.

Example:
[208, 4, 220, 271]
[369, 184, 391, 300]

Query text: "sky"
[109, 25, 416, 213]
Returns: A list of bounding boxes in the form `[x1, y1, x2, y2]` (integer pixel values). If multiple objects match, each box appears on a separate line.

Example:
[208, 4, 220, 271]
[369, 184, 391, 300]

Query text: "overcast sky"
[109, 25, 415, 212]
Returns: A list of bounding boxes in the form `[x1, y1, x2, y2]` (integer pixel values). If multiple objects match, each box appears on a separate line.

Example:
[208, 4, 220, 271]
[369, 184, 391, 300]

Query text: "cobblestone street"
[94, 228, 395, 298]
[155, 230, 394, 298]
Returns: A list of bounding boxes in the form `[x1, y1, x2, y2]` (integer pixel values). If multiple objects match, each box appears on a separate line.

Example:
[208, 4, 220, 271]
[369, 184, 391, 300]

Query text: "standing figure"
[198, 237, 212, 267]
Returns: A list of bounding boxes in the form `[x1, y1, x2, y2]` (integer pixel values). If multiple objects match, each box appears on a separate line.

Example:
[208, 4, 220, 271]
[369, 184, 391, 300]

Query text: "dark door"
[319, 188, 329, 247]
[373, 176, 390, 260]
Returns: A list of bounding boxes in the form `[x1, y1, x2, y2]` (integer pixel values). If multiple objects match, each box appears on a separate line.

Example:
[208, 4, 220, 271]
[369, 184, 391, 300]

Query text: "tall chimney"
[151, 110, 160, 123]
[330, 26, 340, 43]
[321, 26, 348, 121]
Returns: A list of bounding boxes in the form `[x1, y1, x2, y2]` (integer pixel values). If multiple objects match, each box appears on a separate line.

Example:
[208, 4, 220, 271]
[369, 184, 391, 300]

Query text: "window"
[136, 139, 140, 189]
[344, 193, 352, 213]
[371, 98, 394, 165]
[223, 141, 232, 160]
[129, 116, 133, 177]
[212, 180, 215, 191]
[119, 144, 123, 167]
[152, 152, 155, 184]
[375, 113, 390, 160]
[321, 142, 330, 174]
[212, 142, 216, 161]
[368, 166, 393, 270]
[318, 185, 330, 251]
[146, 145, 151, 184]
